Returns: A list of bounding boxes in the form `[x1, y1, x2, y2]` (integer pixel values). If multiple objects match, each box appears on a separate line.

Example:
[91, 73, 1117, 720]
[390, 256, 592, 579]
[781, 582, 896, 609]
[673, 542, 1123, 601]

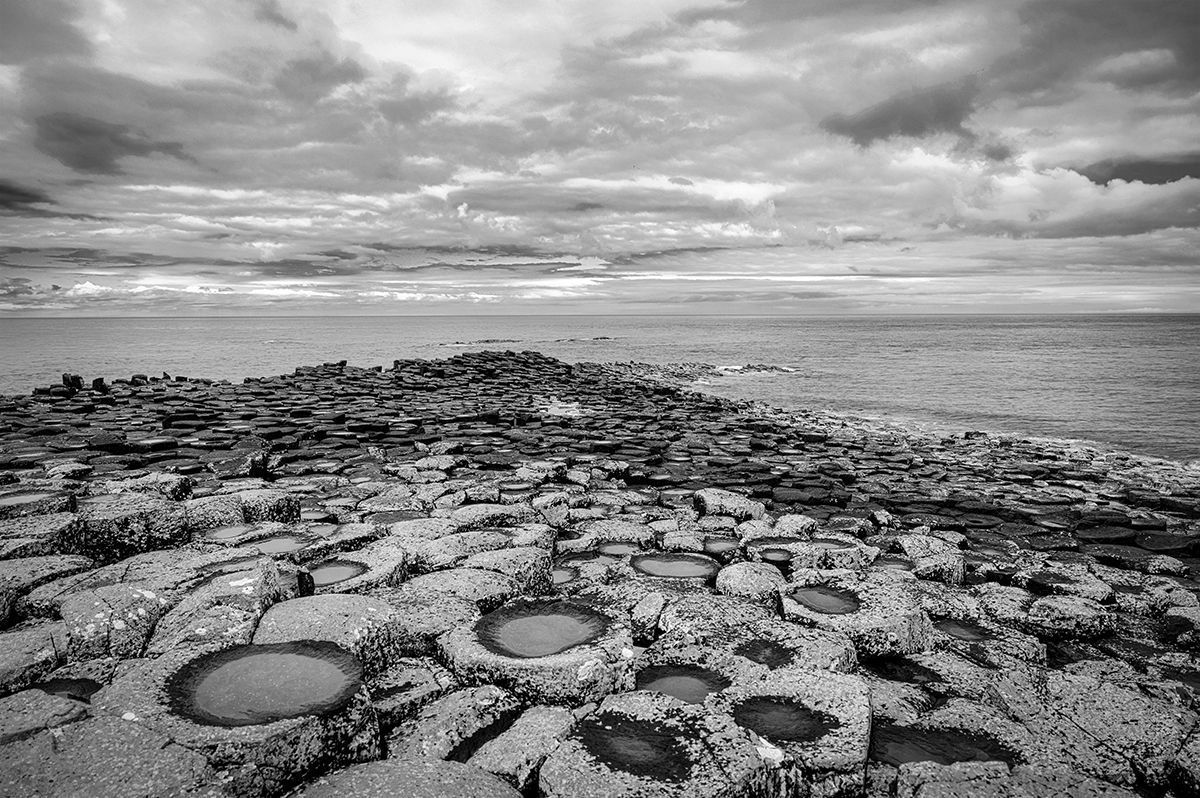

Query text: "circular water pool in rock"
[934, 618, 995, 642]
[874, 556, 914, 571]
[635, 664, 731, 704]
[811, 538, 855, 551]
[308, 560, 368, 588]
[203, 524, 251, 541]
[759, 548, 794, 574]
[732, 696, 841, 742]
[476, 599, 610, 659]
[166, 641, 363, 727]
[578, 711, 689, 781]
[869, 723, 1017, 767]
[630, 552, 720, 580]
[551, 566, 578, 586]
[702, 538, 740, 558]
[0, 491, 57, 508]
[790, 585, 861, 615]
[255, 536, 309, 555]
[733, 639, 796, 668]
[597, 542, 643, 557]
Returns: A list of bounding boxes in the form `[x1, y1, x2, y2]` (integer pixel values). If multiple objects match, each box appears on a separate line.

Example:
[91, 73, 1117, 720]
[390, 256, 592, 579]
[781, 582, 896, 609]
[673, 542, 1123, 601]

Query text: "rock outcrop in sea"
[0, 350, 1198, 797]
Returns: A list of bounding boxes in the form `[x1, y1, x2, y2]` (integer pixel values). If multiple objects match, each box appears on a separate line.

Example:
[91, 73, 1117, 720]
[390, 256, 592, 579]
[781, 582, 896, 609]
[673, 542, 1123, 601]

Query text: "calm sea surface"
[2, 315, 1197, 462]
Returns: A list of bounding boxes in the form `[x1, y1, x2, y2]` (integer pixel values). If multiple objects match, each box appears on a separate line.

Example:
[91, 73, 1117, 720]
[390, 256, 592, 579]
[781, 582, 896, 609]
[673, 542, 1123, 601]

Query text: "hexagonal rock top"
[539, 691, 767, 798]
[439, 597, 633, 705]
[92, 640, 380, 796]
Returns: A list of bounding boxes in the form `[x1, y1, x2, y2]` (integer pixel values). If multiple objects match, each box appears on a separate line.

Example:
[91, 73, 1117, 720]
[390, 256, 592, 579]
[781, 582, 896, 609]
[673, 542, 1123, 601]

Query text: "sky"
[1, 0, 1198, 316]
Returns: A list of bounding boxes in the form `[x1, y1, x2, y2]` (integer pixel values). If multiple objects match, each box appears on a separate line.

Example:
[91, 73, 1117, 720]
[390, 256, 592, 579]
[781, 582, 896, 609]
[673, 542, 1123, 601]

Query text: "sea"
[2, 314, 1198, 463]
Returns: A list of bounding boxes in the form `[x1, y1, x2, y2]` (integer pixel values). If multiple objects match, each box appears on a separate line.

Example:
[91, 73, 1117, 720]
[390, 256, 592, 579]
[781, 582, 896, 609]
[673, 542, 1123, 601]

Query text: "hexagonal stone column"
[781, 571, 933, 657]
[93, 640, 380, 796]
[439, 597, 633, 705]
[714, 670, 872, 797]
[539, 691, 767, 797]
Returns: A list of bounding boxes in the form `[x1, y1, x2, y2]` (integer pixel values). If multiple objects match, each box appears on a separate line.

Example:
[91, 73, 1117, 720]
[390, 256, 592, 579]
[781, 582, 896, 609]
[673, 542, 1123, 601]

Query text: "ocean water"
[2, 314, 1197, 462]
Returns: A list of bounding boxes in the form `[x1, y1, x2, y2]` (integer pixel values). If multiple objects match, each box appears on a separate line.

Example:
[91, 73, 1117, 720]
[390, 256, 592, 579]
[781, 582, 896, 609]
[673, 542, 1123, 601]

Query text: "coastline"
[1, 350, 1199, 796]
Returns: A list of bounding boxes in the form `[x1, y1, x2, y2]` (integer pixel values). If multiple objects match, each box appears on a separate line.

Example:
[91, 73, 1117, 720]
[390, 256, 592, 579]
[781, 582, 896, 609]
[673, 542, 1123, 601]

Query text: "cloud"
[254, 0, 299, 32]
[0, 0, 92, 65]
[0, 180, 54, 211]
[820, 78, 980, 147]
[273, 51, 368, 103]
[993, 0, 1200, 97]
[33, 112, 197, 175]
[1076, 156, 1200, 186]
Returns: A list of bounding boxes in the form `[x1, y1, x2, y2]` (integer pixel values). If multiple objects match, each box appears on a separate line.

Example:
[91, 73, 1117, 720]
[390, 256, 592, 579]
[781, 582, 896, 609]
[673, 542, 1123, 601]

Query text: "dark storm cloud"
[994, 0, 1200, 96]
[1077, 156, 1200, 186]
[273, 52, 367, 103]
[33, 112, 197, 175]
[820, 79, 979, 147]
[0, 180, 54, 211]
[0, 0, 92, 65]
[0, 178, 104, 220]
[253, 0, 298, 31]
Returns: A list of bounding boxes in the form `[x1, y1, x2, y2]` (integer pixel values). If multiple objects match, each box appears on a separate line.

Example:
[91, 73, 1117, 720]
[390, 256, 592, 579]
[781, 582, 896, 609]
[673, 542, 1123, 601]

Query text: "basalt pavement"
[0, 351, 1199, 798]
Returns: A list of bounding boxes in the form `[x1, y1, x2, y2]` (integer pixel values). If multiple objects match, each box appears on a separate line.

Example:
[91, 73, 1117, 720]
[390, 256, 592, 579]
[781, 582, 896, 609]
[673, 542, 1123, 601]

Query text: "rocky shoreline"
[1, 350, 1198, 797]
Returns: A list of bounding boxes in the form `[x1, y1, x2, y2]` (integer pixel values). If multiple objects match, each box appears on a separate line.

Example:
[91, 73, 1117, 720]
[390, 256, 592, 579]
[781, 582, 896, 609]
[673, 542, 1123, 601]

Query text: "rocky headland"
[0, 350, 1198, 797]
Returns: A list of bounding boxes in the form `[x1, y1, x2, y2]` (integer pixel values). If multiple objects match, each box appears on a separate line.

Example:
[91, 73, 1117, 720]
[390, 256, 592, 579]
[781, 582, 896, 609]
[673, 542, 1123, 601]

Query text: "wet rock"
[439, 597, 633, 705]
[387, 685, 522, 760]
[297, 756, 521, 798]
[468, 704, 577, 793]
[539, 690, 765, 798]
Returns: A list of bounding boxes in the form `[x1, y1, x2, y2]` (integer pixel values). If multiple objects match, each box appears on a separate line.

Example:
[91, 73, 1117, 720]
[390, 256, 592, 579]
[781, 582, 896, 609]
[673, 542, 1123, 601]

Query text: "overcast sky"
[1, 0, 1198, 315]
